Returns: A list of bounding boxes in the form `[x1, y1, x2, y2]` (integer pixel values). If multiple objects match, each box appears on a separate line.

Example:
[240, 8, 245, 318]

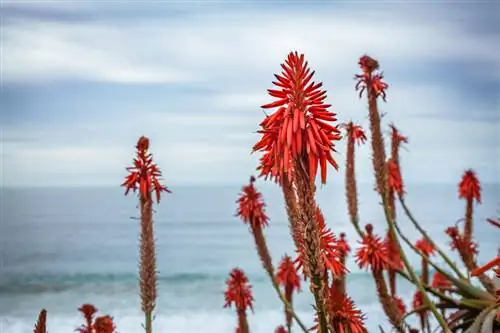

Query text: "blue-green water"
[1, 184, 498, 332]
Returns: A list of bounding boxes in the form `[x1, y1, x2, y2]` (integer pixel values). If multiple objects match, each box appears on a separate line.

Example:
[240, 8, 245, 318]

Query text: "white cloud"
[3, 8, 499, 84]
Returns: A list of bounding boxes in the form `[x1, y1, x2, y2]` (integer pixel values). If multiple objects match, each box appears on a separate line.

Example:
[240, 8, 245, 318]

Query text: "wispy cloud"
[2, 2, 498, 187]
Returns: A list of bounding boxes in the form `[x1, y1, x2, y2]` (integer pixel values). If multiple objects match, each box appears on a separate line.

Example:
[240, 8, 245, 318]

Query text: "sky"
[1, 0, 499, 187]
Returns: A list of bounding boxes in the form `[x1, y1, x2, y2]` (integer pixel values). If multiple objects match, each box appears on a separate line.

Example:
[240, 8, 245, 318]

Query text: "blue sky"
[1, 0, 499, 187]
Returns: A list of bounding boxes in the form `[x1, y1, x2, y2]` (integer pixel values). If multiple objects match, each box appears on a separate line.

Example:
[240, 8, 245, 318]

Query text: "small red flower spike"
[33, 309, 47, 333]
[445, 227, 478, 255]
[121, 136, 170, 203]
[276, 255, 301, 294]
[389, 124, 408, 147]
[355, 55, 389, 101]
[431, 272, 452, 290]
[386, 159, 404, 195]
[224, 268, 254, 313]
[275, 326, 287, 333]
[94, 316, 117, 333]
[253, 51, 342, 184]
[355, 224, 389, 272]
[337, 232, 351, 257]
[235, 176, 269, 228]
[415, 238, 435, 257]
[343, 122, 367, 146]
[77, 304, 98, 333]
[458, 169, 481, 203]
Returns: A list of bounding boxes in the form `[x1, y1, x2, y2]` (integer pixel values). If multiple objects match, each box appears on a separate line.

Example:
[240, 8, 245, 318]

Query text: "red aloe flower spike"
[325, 286, 368, 333]
[415, 238, 435, 257]
[458, 169, 481, 203]
[355, 55, 389, 101]
[415, 237, 435, 285]
[121, 136, 170, 203]
[253, 51, 342, 184]
[386, 159, 404, 195]
[355, 224, 388, 272]
[77, 304, 98, 333]
[392, 296, 407, 319]
[337, 232, 351, 257]
[224, 268, 254, 312]
[276, 254, 301, 330]
[275, 325, 287, 333]
[94, 315, 117, 333]
[33, 309, 47, 333]
[236, 176, 269, 229]
[431, 271, 452, 290]
[295, 208, 347, 279]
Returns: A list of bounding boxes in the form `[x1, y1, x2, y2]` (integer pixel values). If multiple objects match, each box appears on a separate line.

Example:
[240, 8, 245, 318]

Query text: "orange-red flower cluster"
[386, 159, 404, 195]
[122, 136, 170, 203]
[275, 326, 287, 333]
[415, 238, 435, 257]
[458, 169, 481, 203]
[276, 255, 301, 295]
[355, 224, 388, 272]
[224, 268, 254, 313]
[431, 272, 451, 290]
[235, 176, 269, 228]
[344, 122, 367, 146]
[253, 51, 342, 184]
[355, 55, 389, 101]
[445, 226, 478, 255]
[76, 304, 116, 333]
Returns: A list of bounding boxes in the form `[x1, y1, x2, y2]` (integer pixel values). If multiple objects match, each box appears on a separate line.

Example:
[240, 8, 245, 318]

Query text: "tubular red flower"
[224, 268, 254, 313]
[295, 208, 347, 278]
[412, 291, 425, 313]
[431, 272, 452, 290]
[253, 51, 342, 184]
[235, 176, 269, 228]
[275, 326, 287, 333]
[386, 159, 404, 195]
[337, 232, 351, 257]
[355, 224, 389, 272]
[415, 238, 435, 257]
[471, 256, 500, 276]
[122, 136, 170, 203]
[276, 255, 301, 293]
[458, 169, 481, 203]
[343, 122, 367, 146]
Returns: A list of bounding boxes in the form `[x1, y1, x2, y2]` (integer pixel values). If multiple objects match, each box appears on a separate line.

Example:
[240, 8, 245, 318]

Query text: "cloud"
[3, 6, 499, 85]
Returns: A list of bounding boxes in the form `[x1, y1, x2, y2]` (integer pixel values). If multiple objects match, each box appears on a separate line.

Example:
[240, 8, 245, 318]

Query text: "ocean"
[1, 183, 498, 333]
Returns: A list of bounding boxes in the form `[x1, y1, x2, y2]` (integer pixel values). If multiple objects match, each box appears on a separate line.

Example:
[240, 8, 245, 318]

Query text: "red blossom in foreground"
[431, 272, 452, 290]
[386, 159, 404, 195]
[253, 51, 342, 184]
[33, 309, 47, 333]
[415, 238, 435, 257]
[325, 287, 368, 333]
[355, 224, 388, 272]
[235, 176, 269, 228]
[121, 136, 170, 203]
[458, 169, 481, 203]
[337, 232, 351, 257]
[355, 55, 389, 101]
[295, 208, 347, 278]
[224, 268, 254, 313]
[471, 256, 500, 277]
[275, 326, 287, 333]
[276, 255, 301, 294]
